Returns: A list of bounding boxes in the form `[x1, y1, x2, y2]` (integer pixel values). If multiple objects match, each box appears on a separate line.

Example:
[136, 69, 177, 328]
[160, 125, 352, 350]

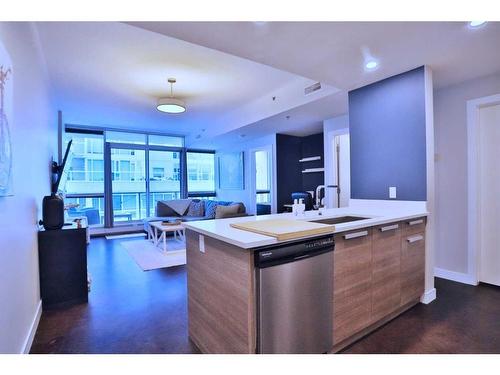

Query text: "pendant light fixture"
[157, 78, 186, 114]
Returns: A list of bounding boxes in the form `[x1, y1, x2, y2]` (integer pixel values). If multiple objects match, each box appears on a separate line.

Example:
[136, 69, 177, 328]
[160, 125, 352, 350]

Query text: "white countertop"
[182, 199, 429, 249]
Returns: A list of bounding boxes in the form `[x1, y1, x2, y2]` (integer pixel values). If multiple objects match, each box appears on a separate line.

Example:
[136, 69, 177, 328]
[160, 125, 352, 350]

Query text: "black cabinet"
[38, 226, 88, 309]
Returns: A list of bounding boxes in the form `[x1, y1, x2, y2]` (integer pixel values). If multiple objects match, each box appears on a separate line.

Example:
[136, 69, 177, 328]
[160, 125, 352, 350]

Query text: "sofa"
[143, 198, 246, 233]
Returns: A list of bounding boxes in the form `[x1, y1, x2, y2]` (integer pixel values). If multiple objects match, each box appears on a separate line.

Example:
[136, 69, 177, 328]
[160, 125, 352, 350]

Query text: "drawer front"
[400, 232, 425, 305]
[371, 222, 401, 322]
[402, 217, 427, 236]
[335, 228, 372, 251]
[333, 230, 372, 344]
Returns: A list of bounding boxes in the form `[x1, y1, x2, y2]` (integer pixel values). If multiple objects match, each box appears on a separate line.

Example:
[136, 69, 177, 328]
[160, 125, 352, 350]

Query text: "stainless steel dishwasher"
[255, 235, 334, 354]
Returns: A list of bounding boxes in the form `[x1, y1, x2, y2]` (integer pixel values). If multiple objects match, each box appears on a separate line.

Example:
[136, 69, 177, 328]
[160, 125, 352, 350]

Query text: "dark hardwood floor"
[31, 235, 200, 354]
[31, 237, 500, 354]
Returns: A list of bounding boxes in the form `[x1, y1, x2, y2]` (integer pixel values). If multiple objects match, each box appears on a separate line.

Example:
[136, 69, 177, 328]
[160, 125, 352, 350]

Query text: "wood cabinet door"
[400, 231, 425, 305]
[371, 223, 402, 322]
[333, 229, 372, 345]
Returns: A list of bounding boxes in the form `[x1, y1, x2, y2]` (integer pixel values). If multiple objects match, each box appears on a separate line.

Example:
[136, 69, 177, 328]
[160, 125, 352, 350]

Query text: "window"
[86, 159, 104, 181]
[152, 167, 165, 180]
[148, 134, 184, 148]
[62, 128, 214, 228]
[187, 151, 216, 196]
[63, 131, 105, 226]
[106, 131, 146, 145]
[148, 150, 181, 216]
[69, 157, 85, 181]
[255, 150, 271, 204]
[173, 167, 180, 181]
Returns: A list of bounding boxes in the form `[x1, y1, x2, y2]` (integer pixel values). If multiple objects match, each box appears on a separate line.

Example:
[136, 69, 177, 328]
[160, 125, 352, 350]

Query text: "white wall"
[0, 23, 55, 353]
[323, 115, 349, 208]
[215, 134, 276, 215]
[434, 71, 500, 276]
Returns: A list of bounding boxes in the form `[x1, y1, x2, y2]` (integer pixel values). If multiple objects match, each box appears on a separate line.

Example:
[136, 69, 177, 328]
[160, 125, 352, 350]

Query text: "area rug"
[120, 239, 186, 271]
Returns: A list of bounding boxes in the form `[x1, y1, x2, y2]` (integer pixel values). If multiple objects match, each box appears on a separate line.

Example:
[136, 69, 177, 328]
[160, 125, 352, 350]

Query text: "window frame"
[63, 126, 216, 228]
[186, 149, 216, 198]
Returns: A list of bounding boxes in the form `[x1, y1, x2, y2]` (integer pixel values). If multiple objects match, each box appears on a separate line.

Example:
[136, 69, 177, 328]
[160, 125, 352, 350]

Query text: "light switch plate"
[389, 186, 397, 199]
[199, 234, 205, 253]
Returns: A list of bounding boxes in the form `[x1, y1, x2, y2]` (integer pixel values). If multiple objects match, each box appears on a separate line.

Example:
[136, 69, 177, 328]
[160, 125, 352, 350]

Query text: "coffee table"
[148, 221, 185, 253]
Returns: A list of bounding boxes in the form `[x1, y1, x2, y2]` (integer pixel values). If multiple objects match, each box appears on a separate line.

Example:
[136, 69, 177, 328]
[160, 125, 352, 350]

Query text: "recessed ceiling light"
[365, 60, 379, 71]
[469, 21, 487, 28]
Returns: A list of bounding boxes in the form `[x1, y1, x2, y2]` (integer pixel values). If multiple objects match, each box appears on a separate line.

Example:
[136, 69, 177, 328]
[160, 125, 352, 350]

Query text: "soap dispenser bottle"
[298, 198, 305, 216]
[292, 199, 298, 216]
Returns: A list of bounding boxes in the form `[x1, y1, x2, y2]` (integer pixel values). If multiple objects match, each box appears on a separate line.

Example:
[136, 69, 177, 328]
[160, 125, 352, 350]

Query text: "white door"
[332, 134, 350, 208]
[479, 103, 500, 286]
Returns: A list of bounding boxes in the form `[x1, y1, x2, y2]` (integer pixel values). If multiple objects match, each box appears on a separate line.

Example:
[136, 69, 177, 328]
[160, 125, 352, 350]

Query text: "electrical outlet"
[389, 186, 397, 199]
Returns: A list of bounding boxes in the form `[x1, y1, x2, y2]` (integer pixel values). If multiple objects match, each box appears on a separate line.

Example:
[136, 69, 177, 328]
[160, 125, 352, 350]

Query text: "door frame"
[105, 142, 149, 228]
[104, 142, 185, 227]
[249, 144, 276, 215]
[466, 93, 500, 285]
[324, 128, 349, 209]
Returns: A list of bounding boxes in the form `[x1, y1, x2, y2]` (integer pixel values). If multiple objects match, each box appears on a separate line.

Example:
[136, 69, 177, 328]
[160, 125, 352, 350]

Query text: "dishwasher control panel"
[255, 236, 334, 268]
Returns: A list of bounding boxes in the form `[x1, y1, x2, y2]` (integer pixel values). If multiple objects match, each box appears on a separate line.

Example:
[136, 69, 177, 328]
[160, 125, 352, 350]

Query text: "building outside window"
[62, 130, 215, 227]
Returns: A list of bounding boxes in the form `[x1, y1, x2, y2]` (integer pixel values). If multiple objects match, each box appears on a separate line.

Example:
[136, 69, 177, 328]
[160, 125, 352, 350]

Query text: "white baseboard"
[434, 267, 477, 286]
[21, 300, 42, 354]
[420, 288, 436, 304]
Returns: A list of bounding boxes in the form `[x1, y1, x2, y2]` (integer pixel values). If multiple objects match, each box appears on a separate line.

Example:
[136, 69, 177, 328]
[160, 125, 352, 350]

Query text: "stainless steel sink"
[310, 216, 370, 225]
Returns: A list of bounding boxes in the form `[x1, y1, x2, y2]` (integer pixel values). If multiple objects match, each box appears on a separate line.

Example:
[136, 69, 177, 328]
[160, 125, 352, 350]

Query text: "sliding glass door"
[148, 149, 181, 215]
[110, 146, 147, 224]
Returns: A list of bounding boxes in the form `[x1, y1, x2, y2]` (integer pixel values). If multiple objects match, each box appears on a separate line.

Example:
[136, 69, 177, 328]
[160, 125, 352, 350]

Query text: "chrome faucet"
[315, 185, 325, 207]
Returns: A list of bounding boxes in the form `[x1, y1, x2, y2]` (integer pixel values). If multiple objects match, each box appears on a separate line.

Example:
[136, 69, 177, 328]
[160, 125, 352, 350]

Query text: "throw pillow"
[215, 204, 240, 219]
[165, 199, 192, 216]
[156, 201, 178, 217]
[204, 200, 218, 219]
[186, 199, 205, 217]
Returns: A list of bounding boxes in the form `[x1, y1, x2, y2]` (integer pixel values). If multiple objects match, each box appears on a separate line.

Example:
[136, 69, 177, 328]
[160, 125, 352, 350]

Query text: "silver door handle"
[344, 230, 368, 240]
[380, 224, 399, 232]
[408, 219, 424, 226]
[407, 234, 424, 243]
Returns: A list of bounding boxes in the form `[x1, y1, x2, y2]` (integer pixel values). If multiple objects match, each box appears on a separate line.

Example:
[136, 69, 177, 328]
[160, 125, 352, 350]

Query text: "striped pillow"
[204, 200, 218, 219]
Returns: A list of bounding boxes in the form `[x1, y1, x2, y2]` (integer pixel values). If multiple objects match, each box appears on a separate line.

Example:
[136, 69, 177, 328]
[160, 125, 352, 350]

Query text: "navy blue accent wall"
[276, 133, 324, 212]
[276, 134, 302, 213]
[349, 66, 427, 201]
[301, 133, 324, 192]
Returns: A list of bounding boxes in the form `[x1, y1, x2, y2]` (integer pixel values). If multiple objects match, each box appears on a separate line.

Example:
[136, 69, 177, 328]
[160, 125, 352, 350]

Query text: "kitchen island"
[183, 200, 429, 354]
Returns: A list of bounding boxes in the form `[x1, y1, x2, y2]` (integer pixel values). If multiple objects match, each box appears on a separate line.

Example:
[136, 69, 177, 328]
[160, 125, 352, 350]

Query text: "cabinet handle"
[407, 234, 424, 243]
[380, 224, 399, 232]
[344, 230, 368, 240]
[408, 219, 424, 226]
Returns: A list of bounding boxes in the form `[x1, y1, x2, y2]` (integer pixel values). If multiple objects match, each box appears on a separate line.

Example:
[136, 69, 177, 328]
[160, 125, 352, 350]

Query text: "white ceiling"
[129, 22, 500, 91]
[130, 21, 500, 148]
[35, 22, 338, 145]
[198, 91, 348, 149]
[36, 21, 500, 149]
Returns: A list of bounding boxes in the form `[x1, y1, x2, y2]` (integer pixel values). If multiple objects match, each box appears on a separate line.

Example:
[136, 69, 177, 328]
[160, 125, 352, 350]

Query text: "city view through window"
[63, 130, 215, 226]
